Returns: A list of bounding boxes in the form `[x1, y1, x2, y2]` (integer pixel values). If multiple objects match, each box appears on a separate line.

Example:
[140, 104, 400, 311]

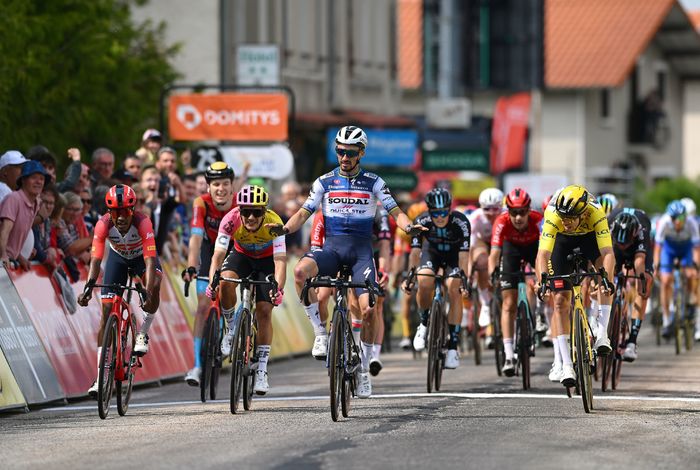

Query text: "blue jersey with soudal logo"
[302, 168, 398, 239]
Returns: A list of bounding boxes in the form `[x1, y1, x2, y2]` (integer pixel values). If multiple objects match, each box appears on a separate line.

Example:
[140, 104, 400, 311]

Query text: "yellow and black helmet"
[555, 185, 589, 217]
[205, 161, 234, 182]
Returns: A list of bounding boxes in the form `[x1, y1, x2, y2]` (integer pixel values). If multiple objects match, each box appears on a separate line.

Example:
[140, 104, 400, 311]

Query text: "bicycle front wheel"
[243, 314, 256, 411]
[471, 294, 482, 366]
[201, 308, 219, 403]
[98, 315, 118, 420]
[612, 309, 628, 390]
[517, 300, 531, 390]
[229, 309, 247, 414]
[329, 308, 343, 422]
[574, 310, 593, 413]
[116, 310, 136, 416]
[491, 296, 505, 377]
[601, 298, 621, 392]
[426, 300, 443, 393]
[341, 320, 353, 418]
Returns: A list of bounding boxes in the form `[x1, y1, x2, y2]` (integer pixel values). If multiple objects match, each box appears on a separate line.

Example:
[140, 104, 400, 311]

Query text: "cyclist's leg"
[351, 242, 379, 375]
[252, 256, 276, 393]
[472, 241, 492, 327]
[412, 250, 437, 351]
[625, 253, 653, 360]
[294, 248, 335, 338]
[658, 242, 676, 330]
[191, 244, 215, 372]
[445, 267, 464, 369]
[499, 241, 526, 371]
[550, 235, 576, 384]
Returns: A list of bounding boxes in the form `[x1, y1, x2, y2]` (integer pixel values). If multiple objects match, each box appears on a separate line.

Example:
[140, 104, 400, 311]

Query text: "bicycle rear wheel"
[98, 315, 118, 420]
[517, 300, 531, 390]
[229, 309, 247, 414]
[574, 310, 593, 413]
[434, 313, 447, 392]
[329, 308, 343, 421]
[426, 300, 442, 393]
[674, 289, 682, 355]
[243, 315, 256, 411]
[201, 308, 219, 403]
[601, 298, 621, 392]
[491, 296, 504, 377]
[611, 309, 627, 390]
[210, 317, 224, 401]
[116, 311, 136, 416]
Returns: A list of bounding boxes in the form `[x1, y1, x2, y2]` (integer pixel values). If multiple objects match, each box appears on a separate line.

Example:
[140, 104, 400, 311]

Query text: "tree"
[634, 176, 700, 214]
[0, 0, 180, 170]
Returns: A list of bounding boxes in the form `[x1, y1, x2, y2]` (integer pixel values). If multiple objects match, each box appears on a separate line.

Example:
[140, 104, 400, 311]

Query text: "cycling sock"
[420, 309, 430, 326]
[448, 324, 460, 349]
[478, 287, 492, 306]
[558, 335, 572, 366]
[194, 337, 203, 368]
[552, 337, 561, 366]
[371, 343, 381, 360]
[256, 345, 271, 373]
[304, 302, 326, 335]
[360, 341, 373, 371]
[140, 312, 155, 335]
[589, 299, 599, 319]
[597, 304, 611, 338]
[503, 338, 514, 360]
[352, 319, 362, 347]
[401, 317, 411, 337]
[461, 308, 468, 328]
[222, 306, 236, 326]
[628, 319, 643, 344]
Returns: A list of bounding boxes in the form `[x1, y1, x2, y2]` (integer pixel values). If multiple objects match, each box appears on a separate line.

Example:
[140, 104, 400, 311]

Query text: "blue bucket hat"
[17, 160, 50, 188]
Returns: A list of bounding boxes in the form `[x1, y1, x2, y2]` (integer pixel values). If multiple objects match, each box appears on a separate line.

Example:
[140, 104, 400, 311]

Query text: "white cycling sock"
[140, 312, 155, 335]
[222, 306, 236, 326]
[558, 335, 572, 366]
[256, 345, 271, 373]
[478, 287, 492, 306]
[351, 319, 362, 348]
[371, 343, 381, 360]
[360, 341, 373, 371]
[597, 304, 611, 338]
[304, 302, 326, 335]
[589, 299, 599, 319]
[552, 337, 561, 366]
[503, 338, 514, 360]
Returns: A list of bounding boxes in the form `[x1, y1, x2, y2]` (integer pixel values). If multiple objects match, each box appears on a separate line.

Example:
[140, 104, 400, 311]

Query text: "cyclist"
[404, 188, 470, 369]
[207, 185, 287, 395]
[597, 193, 619, 216]
[77, 184, 162, 397]
[487, 188, 541, 376]
[267, 125, 422, 399]
[535, 185, 615, 387]
[653, 200, 700, 339]
[607, 208, 653, 361]
[680, 197, 700, 341]
[469, 187, 505, 342]
[181, 162, 236, 387]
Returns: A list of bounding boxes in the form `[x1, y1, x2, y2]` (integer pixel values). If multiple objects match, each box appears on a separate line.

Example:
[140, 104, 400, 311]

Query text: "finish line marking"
[41, 392, 700, 412]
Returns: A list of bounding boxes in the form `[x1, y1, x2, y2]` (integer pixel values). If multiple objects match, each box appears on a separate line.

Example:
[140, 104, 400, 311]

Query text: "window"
[600, 88, 610, 119]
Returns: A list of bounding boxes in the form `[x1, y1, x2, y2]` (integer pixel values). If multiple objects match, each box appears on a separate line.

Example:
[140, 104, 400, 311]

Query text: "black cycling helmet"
[205, 161, 234, 182]
[425, 187, 452, 210]
[611, 211, 641, 245]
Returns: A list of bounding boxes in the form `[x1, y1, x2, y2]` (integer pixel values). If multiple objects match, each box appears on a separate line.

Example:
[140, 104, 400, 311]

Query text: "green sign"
[423, 149, 489, 172]
[374, 169, 418, 192]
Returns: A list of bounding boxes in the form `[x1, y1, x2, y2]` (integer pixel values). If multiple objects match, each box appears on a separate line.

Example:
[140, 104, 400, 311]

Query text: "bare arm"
[0, 219, 13, 262]
[459, 251, 470, 278]
[187, 233, 203, 269]
[273, 253, 287, 289]
[488, 247, 501, 278]
[535, 248, 551, 286]
[281, 208, 313, 235]
[209, 248, 227, 284]
[66, 237, 92, 257]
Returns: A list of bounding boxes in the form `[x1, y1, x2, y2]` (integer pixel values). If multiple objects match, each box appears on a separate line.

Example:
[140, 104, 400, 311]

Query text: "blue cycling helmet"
[666, 200, 686, 218]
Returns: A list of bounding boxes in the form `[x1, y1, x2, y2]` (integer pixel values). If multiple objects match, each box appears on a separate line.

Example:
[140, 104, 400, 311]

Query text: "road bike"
[215, 271, 278, 414]
[301, 267, 379, 421]
[539, 248, 612, 413]
[462, 268, 481, 366]
[670, 260, 693, 354]
[490, 270, 505, 377]
[84, 271, 147, 419]
[601, 264, 645, 392]
[184, 275, 224, 403]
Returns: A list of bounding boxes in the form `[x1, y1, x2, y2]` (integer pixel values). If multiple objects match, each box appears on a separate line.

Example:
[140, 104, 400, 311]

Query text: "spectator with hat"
[0, 160, 50, 269]
[136, 128, 163, 165]
[0, 150, 28, 202]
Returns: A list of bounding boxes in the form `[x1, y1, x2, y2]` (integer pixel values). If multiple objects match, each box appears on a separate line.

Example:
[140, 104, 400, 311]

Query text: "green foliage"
[0, 0, 180, 171]
[634, 176, 700, 214]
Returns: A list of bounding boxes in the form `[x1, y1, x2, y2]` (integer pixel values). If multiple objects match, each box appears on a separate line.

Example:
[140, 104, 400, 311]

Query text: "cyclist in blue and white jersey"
[266, 125, 424, 399]
[653, 200, 700, 339]
[679, 197, 700, 340]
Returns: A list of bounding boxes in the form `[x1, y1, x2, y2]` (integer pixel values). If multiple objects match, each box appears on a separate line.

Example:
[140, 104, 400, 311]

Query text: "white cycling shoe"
[87, 380, 99, 399]
[185, 367, 201, 387]
[357, 371, 372, 398]
[312, 334, 328, 360]
[478, 304, 491, 328]
[413, 324, 427, 351]
[560, 364, 576, 387]
[254, 370, 269, 395]
[134, 333, 149, 356]
[445, 349, 460, 369]
[548, 363, 563, 382]
[398, 337, 412, 350]
[221, 330, 235, 357]
[622, 343, 638, 362]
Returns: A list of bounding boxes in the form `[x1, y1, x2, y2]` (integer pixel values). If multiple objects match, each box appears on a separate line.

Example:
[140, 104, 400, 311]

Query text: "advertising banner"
[0, 347, 26, 411]
[0, 267, 64, 404]
[326, 128, 418, 167]
[169, 93, 289, 142]
[491, 92, 531, 174]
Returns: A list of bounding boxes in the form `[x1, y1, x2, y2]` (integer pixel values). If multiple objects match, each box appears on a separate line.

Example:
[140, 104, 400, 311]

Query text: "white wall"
[683, 81, 700, 179]
[539, 92, 586, 183]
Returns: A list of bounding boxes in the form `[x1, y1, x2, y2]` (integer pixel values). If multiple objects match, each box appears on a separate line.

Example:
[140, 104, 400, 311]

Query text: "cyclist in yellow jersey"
[207, 185, 287, 395]
[535, 185, 615, 387]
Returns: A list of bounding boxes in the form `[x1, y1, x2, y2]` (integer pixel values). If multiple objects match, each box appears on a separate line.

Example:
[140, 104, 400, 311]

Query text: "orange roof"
[545, 0, 675, 88]
[689, 10, 700, 30]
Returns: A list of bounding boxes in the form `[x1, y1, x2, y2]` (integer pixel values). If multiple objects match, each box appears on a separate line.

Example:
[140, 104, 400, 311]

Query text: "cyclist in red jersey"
[487, 188, 542, 376]
[78, 184, 162, 397]
[181, 162, 236, 386]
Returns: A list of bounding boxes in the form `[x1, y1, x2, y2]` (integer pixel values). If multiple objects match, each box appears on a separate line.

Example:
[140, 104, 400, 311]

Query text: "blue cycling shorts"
[659, 240, 694, 274]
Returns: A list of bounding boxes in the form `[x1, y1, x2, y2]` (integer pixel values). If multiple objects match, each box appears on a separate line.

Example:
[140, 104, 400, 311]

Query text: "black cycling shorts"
[499, 240, 538, 290]
[221, 250, 275, 304]
[549, 232, 601, 291]
[418, 249, 462, 278]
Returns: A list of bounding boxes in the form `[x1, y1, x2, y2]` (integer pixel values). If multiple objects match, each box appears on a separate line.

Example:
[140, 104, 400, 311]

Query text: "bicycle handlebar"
[537, 267, 613, 301]
[301, 276, 382, 308]
[220, 274, 279, 297]
[86, 282, 148, 308]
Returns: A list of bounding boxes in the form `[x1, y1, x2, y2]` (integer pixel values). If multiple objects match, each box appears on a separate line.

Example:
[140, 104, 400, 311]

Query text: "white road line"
[41, 391, 700, 412]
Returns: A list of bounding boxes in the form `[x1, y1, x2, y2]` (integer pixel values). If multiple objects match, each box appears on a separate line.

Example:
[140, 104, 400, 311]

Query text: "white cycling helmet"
[479, 187, 504, 209]
[335, 125, 368, 149]
[681, 197, 697, 217]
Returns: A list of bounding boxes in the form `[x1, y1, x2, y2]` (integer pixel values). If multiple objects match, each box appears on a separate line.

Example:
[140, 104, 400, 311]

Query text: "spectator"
[90, 147, 115, 188]
[32, 184, 60, 270]
[53, 191, 92, 279]
[136, 128, 162, 165]
[132, 183, 151, 217]
[155, 146, 183, 201]
[0, 161, 49, 269]
[26, 145, 58, 184]
[0, 151, 28, 202]
[280, 180, 304, 206]
[141, 166, 178, 253]
[195, 172, 208, 195]
[111, 168, 138, 185]
[80, 186, 99, 232]
[123, 154, 142, 180]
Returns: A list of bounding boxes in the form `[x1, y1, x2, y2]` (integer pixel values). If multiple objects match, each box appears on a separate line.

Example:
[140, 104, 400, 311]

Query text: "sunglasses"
[430, 209, 449, 218]
[509, 208, 529, 217]
[483, 206, 501, 213]
[336, 148, 361, 158]
[241, 208, 265, 218]
[109, 208, 134, 219]
[82, 199, 92, 204]
[672, 214, 686, 222]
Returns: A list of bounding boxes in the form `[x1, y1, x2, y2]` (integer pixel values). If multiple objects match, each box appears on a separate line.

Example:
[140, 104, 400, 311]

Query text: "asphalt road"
[2, 327, 700, 470]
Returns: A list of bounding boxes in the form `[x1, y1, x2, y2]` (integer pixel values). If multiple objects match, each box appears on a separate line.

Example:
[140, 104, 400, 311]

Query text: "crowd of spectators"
[0, 129, 313, 288]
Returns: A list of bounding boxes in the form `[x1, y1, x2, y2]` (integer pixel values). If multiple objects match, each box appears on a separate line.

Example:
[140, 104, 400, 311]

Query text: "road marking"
[41, 391, 700, 412]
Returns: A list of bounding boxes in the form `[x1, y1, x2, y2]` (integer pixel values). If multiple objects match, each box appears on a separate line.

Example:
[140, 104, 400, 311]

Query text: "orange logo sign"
[168, 93, 289, 142]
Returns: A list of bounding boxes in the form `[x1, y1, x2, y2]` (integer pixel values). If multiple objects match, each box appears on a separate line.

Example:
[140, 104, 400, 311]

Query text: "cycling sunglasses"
[508, 208, 529, 217]
[430, 209, 449, 218]
[672, 214, 686, 222]
[336, 147, 361, 158]
[109, 207, 134, 219]
[241, 208, 265, 218]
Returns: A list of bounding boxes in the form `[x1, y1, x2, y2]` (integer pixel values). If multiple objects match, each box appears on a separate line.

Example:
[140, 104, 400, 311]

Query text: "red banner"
[490, 92, 531, 175]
